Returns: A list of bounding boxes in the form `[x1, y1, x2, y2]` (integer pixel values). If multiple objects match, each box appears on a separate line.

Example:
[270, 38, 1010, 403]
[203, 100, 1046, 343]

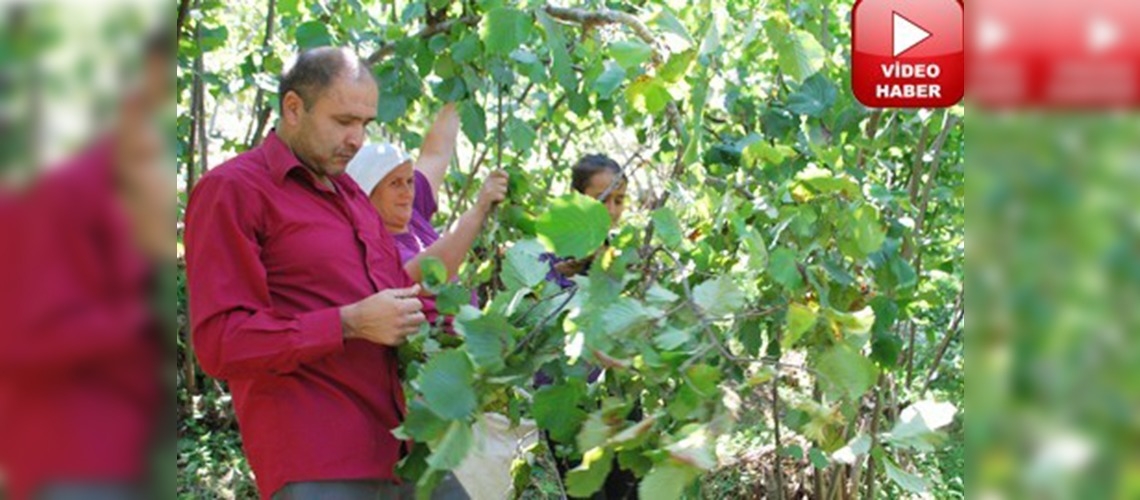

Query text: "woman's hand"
[475, 169, 509, 216]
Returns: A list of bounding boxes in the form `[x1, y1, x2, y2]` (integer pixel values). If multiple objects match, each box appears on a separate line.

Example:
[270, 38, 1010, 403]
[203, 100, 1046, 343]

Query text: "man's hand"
[340, 285, 426, 346]
[475, 170, 509, 215]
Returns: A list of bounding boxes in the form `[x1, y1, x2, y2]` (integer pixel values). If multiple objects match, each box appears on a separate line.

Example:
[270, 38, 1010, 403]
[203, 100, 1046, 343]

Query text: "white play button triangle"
[893, 12, 932, 57]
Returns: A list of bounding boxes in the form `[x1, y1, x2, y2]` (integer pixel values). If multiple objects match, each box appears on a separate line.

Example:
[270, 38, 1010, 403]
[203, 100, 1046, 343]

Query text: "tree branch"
[365, 15, 481, 66]
[542, 5, 658, 52]
[246, 0, 278, 148]
[921, 291, 964, 394]
[177, 0, 192, 42]
[541, 3, 687, 184]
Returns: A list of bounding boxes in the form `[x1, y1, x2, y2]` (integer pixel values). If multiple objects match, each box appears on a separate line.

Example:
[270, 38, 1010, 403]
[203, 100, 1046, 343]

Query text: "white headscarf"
[345, 143, 413, 196]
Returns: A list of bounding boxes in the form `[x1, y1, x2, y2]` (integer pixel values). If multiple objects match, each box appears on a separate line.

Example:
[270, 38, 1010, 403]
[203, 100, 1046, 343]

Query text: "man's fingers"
[396, 297, 423, 314]
[402, 311, 427, 328]
[389, 284, 421, 298]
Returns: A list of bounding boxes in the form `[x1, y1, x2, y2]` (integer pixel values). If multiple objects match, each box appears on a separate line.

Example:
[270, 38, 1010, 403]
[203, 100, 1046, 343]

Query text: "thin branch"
[177, 0, 192, 42]
[508, 287, 578, 359]
[904, 321, 918, 389]
[366, 15, 481, 66]
[771, 322, 785, 500]
[921, 291, 965, 394]
[541, 3, 687, 181]
[246, 0, 279, 148]
[854, 111, 882, 171]
[864, 375, 885, 499]
[912, 113, 961, 264]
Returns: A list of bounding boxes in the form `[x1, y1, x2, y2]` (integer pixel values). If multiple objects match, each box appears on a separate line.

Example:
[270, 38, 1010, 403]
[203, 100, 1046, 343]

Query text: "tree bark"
[176, 0, 192, 42]
[245, 0, 278, 149]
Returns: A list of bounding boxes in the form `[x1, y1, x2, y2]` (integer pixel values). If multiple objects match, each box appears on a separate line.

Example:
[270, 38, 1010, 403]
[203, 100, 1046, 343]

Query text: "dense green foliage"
[176, 0, 964, 498]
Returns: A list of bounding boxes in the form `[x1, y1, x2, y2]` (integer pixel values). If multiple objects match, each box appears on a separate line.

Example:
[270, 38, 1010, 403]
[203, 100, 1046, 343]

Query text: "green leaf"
[505, 117, 537, 153]
[651, 207, 683, 247]
[797, 165, 861, 197]
[781, 445, 804, 459]
[651, 9, 693, 44]
[533, 382, 587, 442]
[666, 426, 717, 470]
[625, 76, 671, 114]
[658, 49, 696, 83]
[638, 459, 701, 500]
[419, 256, 448, 293]
[784, 302, 818, 349]
[418, 350, 477, 420]
[772, 27, 827, 83]
[598, 298, 653, 337]
[502, 240, 547, 290]
[537, 11, 577, 95]
[594, 60, 626, 99]
[294, 21, 332, 49]
[399, 399, 449, 443]
[481, 7, 532, 56]
[787, 72, 837, 117]
[434, 284, 470, 317]
[816, 345, 878, 400]
[577, 412, 614, 452]
[685, 364, 722, 399]
[609, 39, 654, 70]
[742, 139, 795, 167]
[426, 420, 474, 471]
[428, 76, 465, 101]
[692, 276, 744, 317]
[451, 34, 481, 64]
[851, 205, 886, 255]
[536, 193, 611, 259]
[654, 326, 690, 351]
[808, 448, 830, 469]
[565, 447, 614, 498]
[827, 306, 876, 336]
[458, 100, 486, 143]
[769, 248, 803, 290]
[416, 469, 446, 500]
[199, 26, 229, 53]
[884, 458, 930, 494]
[455, 311, 519, 372]
[742, 228, 769, 271]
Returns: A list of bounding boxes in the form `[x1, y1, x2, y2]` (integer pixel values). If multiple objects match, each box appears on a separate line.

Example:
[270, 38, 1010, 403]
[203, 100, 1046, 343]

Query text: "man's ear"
[280, 91, 305, 126]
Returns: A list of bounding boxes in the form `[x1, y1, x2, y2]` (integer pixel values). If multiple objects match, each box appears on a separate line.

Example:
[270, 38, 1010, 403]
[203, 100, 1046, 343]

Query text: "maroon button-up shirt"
[0, 139, 161, 500]
[184, 131, 434, 498]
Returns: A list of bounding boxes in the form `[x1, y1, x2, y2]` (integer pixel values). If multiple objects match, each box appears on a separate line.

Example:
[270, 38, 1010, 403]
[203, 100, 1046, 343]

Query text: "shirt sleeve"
[412, 170, 438, 221]
[184, 174, 345, 380]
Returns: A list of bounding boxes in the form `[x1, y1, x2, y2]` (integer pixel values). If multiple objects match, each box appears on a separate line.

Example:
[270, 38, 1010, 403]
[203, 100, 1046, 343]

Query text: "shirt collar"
[262, 130, 359, 197]
[262, 130, 307, 186]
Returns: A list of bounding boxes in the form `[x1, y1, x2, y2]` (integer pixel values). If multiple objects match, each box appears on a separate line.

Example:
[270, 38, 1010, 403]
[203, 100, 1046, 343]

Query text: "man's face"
[289, 76, 377, 177]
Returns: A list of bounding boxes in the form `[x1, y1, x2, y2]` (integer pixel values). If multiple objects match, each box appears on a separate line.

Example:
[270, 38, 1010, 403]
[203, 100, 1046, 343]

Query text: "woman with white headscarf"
[347, 103, 508, 286]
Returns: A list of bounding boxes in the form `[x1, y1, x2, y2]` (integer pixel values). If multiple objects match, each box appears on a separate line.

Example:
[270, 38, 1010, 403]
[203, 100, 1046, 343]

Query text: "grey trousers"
[272, 474, 469, 500]
[34, 484, 147, 500]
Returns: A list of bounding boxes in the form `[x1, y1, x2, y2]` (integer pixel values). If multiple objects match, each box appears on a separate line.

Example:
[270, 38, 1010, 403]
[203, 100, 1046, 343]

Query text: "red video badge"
[852, 0, 964, 108]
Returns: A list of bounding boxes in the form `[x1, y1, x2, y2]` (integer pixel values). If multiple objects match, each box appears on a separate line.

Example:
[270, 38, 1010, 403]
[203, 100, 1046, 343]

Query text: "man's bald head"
[278, 47, 375, 110]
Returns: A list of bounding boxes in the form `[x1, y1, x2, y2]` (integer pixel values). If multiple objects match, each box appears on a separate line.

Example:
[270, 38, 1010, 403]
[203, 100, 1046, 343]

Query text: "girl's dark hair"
[570, 154, 623, 194]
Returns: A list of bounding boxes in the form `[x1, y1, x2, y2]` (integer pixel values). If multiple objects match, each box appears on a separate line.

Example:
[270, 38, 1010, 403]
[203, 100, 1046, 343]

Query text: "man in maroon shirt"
[184, 47, 467, 499]
[0, 30, 170, 500]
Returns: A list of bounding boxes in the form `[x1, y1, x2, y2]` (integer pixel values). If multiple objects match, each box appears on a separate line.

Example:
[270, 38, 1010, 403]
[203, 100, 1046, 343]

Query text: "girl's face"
[582, 170, 626, 227]
[370, 161, 415, 233]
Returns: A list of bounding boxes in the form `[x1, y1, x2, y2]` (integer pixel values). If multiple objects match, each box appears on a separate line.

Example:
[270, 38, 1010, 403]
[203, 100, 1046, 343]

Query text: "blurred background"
[0, 0, 1134, 498]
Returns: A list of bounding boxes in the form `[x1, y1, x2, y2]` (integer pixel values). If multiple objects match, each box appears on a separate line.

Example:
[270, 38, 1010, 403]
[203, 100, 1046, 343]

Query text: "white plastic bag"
[453, 413, 539, 500]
